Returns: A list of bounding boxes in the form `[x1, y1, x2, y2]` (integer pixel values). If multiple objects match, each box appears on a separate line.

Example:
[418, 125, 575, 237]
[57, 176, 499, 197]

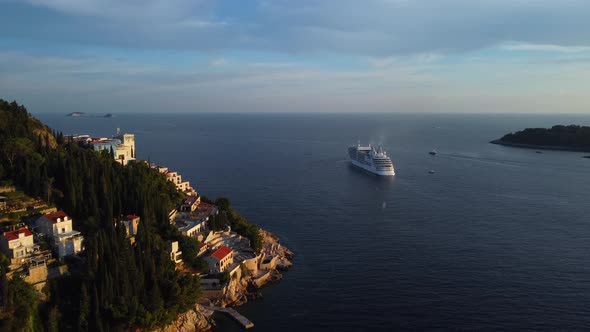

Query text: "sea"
[36, 113, 590, 331]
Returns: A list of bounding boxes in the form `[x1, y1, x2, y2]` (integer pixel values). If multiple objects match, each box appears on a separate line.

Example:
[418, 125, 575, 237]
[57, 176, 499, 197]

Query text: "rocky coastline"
[490, 139, 590, 152]
[156, 228, 293, 331]
[153, 304, 215, 332]
[212, 229, 293, 307]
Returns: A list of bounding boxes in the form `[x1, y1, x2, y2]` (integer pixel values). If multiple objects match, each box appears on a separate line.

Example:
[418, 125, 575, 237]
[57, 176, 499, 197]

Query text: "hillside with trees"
[492, 125, 590, 151]
[0, 100, 201, 330]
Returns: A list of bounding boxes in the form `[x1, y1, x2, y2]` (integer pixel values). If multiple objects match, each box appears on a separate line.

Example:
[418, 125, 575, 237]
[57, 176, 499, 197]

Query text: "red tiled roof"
[44, 211, 70, 224]
[198, 242, 206, 248]
[125, 214, 140, 221]
[211, 246, 232, 260]
[4, 228, 32, 241]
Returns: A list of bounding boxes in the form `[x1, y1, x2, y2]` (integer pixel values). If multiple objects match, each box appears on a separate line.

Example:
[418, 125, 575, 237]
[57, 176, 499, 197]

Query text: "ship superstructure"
[348, 143, 395, 176]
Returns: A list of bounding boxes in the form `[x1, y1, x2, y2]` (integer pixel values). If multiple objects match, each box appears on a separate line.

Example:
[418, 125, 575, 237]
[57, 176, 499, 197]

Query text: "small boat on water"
[535, 151, 543, 154]
[428, 170, 435, 174]
[429, 150, 437, 155]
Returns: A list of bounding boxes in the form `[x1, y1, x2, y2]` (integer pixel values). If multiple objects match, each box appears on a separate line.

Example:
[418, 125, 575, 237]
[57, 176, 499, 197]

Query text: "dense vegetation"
[213, 198, 263, 253]
[178, 236, 209, 272]
[498, 125, 590, 149]
[0, 100, 201, 330]
[0, 267, 43, 331]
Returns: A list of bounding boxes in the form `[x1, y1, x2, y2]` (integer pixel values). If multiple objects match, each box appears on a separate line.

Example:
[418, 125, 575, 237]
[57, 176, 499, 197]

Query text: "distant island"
[491, 125, 590, 152]
[67, 112, 112, 118]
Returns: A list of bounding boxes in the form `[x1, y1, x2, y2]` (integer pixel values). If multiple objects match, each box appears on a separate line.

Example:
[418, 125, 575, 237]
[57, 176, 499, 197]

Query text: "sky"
[1, 0, 590, 113]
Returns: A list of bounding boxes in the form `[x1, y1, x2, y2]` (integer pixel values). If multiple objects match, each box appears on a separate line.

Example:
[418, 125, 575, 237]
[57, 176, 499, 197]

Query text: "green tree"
[78, 284, 90, 331]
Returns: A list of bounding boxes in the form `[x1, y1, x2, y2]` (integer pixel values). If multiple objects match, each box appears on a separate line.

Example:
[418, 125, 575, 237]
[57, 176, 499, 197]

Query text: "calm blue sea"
[36, 113, 590, 331]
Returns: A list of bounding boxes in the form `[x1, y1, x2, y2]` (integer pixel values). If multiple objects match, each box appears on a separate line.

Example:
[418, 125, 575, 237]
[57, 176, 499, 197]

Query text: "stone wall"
[259, 254, 278, 270]
[253, 270, 272, 288]
[241, 254, 260, 272]
[25, 264, 48, 284]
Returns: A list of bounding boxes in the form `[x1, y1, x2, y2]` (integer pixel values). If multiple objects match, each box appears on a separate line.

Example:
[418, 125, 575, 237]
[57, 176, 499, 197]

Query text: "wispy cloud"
[501, 43, 590, 53]
[22, 0, 209, 21]
[4, 0, 590, 55]
[3, 49, 590, 113]
[368, 54, 442, 68]
[209, 58, 228, 67]
[2, 1, 590, 113]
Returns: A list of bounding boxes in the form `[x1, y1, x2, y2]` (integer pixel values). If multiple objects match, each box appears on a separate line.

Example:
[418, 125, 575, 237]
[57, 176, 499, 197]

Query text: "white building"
[115, 133, 135, 165]
[121, 214, 140, 238]
[0, 227, 38, 265]
[165, 171, 189, 191]
[117, 214, 140, 244]
[205, 246, 234, 273]
[180, 196, 200, 213]
[176, 219, 208, 238]
[169, 241, 182, 264]
[35, 211, 84, 259]
[89, 133, 136, 166]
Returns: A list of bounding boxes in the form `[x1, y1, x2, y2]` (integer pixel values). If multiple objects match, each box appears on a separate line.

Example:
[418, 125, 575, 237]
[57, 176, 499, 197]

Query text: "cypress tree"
[78, 284, 90, 332]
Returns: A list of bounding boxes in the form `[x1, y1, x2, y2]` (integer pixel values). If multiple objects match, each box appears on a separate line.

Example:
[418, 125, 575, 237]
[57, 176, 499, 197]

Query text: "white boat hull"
[350, 160, 395, 176]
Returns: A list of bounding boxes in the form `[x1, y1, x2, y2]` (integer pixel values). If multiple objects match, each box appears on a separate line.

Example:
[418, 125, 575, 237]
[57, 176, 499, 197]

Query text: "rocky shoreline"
[156, 229, 293, 331]
[490, 139, 590, 152]
[212, 229, 293, 308]
[153, 304, 215, 332]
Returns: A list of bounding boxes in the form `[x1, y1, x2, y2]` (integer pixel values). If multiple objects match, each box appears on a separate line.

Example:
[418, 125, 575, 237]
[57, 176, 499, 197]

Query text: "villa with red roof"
[205, 245, 234, 273]
[0, 227, 38, 265]
[121, 214, 140, 239]
[35, 211, 84, 259]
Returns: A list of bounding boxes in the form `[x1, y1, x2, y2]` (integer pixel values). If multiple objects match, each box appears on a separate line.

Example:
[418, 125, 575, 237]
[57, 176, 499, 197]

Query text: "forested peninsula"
[491, 125, 590, 152]
[0, 100, 291, 331]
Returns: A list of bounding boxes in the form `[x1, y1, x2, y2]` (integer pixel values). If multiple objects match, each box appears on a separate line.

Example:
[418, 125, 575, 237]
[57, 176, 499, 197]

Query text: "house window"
[61, 228, 66, 233]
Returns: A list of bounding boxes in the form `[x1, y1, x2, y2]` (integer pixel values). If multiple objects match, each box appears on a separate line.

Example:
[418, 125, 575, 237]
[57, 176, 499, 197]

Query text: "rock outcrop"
[209, 229, 293, 308]
[153, 304, 214, 332]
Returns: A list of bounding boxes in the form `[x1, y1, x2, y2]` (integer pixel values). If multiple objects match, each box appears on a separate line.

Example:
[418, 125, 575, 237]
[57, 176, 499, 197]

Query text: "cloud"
[209, 58, 227, 67]
[21, 0, 209, 21]
[501, 43, 590, 53]
[3, 0, 590, 56]
[3, 49, 590, 114]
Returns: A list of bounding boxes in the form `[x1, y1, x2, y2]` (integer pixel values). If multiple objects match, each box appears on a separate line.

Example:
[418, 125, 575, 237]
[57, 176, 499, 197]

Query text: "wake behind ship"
[348, 143, 395, 176]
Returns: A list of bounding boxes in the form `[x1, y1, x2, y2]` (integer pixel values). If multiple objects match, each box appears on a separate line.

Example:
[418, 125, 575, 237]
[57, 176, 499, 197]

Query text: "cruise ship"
[348, 143, 395, 176]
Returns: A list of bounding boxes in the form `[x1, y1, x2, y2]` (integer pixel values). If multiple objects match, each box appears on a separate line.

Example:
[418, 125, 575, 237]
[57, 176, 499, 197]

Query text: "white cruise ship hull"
[351, 159, 395, 176]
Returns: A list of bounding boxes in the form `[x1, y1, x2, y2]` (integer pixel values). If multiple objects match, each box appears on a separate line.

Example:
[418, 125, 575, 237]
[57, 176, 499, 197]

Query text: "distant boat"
[428, 170, 435, 174]
[429, 149, 438, 155]
[535, 151, 543, 154]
